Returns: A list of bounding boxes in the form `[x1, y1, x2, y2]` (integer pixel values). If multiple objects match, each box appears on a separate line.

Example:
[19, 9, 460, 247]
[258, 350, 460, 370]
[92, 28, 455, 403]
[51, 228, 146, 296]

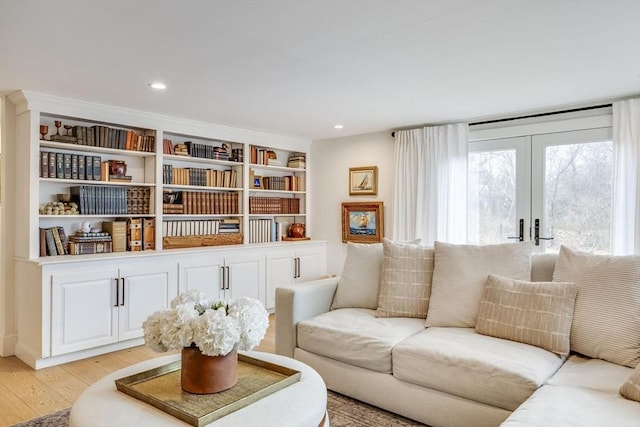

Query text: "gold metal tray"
[115, 354, 301, 426]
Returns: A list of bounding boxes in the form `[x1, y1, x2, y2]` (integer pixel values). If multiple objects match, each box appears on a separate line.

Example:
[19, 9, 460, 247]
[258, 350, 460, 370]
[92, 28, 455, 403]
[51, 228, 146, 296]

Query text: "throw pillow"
[331, 242, 383, 310]
[620, 364, 640, 402]
[475, 274, 577, 356]
[425, 241, 533, 328]
[376, 238, 434, 318]
[553, 245, 640, 368]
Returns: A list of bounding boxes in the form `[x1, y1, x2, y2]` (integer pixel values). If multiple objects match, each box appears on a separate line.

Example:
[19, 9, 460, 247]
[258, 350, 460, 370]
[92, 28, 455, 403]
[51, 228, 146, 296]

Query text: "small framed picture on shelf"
[253, 176, 263, 189]
[341, 201, 384, 243]
[349, 166, 378, 196]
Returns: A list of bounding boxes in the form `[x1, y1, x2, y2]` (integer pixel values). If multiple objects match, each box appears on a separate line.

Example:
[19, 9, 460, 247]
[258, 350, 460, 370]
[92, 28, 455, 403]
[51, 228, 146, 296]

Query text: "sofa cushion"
[376, 239, 434, 318]
[553, 245, 640, 368]
[475, 274, 577, 356]
[620, 363, 640, 402]
[426, 241, 533, 328]
[392, 327, 563, 411]
[501, 385, 640, 427]
[331, 242, 383, 310]
[297, 308, 425, 374]
[547, 354, 634, 394]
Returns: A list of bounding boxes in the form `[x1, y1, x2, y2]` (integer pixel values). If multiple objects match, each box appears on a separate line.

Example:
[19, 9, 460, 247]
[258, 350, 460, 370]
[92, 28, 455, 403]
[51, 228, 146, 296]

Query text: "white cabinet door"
[51, 268, 118, 356]
[265, 250, 296, 310]
[225, 253, 265, 302]
[296, 247, 327, 282]
[264, 244, 328, 310]
[178, 255, 225, 300]
[118, 261, 177, 341]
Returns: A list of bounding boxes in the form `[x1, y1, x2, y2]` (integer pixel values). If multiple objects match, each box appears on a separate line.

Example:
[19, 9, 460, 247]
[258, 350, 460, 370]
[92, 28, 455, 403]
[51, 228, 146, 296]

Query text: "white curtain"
[392, 124, 468, 246]
[612, 98, 640, 255]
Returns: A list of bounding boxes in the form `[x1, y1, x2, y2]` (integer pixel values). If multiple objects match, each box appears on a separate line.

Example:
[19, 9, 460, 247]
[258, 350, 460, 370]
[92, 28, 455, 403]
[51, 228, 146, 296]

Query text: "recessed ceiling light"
[334, 124, 344, 129]
[149, 82, 167, 90]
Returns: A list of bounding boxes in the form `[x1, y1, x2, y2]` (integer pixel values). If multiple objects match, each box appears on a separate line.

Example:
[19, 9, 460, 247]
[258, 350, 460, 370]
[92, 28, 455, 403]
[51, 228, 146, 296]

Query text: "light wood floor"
[0, 314, 276, 427]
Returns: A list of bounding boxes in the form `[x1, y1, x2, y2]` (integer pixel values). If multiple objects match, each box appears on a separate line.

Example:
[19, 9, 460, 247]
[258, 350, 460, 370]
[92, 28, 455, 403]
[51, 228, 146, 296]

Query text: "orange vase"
[181, 346, 238, 394]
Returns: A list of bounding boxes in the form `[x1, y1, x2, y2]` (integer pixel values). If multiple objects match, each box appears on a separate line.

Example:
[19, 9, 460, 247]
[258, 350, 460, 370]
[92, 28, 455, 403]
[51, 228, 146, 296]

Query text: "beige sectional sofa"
[275, 240, 640, 427]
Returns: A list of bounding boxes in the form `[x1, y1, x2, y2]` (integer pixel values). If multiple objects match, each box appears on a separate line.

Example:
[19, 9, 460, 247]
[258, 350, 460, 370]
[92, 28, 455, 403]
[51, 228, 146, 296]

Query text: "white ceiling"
[1, 0, 639, 141]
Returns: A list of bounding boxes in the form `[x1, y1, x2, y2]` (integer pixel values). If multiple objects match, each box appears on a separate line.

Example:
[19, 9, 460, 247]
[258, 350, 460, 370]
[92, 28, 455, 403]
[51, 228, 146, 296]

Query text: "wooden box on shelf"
[162, 233, 243, 249]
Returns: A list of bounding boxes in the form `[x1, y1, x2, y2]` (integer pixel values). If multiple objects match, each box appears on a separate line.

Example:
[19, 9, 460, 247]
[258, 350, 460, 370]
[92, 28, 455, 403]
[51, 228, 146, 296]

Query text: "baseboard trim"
[15, 338, 145, 369]
[0, 332, 17, 357]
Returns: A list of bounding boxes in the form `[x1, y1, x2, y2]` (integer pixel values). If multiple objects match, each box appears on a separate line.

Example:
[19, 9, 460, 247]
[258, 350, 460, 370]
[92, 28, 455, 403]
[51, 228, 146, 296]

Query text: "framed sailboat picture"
[341, 202, 384, 243]
[349, 166, 378, 196]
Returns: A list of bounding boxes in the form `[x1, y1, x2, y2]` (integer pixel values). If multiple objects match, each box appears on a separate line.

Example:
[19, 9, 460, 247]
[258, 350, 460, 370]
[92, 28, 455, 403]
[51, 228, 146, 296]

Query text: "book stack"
[162, 138, 175, 155]
[39, 226, 70, 256]
[287, 153, 306, 169]
[249, 196, 300, 214]
[184, 141, 231, 161]
[143, 218, 155, 250]
[162, 165, 237, 188]
[69, 125, 155, 152]
[126, 187, 151, 214]
[174, 144, 189, 156]
[218, 218, 241, 234]
[162, 218, 240, 237]
[68, 231, 113, 255]
[261, 175, 302, 191]
[40, 151, 101, 181]
[249, 218, 276, 243]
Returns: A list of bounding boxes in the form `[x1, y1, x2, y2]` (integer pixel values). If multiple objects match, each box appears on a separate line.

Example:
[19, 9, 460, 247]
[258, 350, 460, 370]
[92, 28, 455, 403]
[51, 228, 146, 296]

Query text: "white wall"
[310, 131, 395, 275]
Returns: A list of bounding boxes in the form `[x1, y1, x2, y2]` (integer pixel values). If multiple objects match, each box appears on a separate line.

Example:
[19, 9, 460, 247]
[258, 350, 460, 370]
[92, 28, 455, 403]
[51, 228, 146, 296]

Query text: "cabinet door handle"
[120, 278, 125, 306]
[297, 257, 302, 279]
[113, 278, 119, 307]
[220, 266, 226, 290]
[225, 266, 230, 290]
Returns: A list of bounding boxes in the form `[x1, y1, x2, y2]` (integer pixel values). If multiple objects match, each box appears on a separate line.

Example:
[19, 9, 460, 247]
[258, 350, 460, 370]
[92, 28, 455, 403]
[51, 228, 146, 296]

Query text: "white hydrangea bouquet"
[143, 289, 269, 357]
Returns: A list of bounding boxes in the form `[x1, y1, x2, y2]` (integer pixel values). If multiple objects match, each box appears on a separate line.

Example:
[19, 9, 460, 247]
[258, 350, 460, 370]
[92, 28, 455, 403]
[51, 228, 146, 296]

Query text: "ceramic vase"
[181, 346, 238, 394]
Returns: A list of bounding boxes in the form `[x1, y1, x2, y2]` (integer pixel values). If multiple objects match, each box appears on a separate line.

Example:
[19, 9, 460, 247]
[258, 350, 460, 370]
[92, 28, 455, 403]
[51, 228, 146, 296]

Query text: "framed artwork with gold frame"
[349, 166, 378, 196]
[341, 201, 384, 243]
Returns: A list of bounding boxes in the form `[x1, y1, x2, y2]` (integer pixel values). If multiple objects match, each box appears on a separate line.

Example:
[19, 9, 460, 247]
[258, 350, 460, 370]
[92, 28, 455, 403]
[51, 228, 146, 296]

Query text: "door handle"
[113, 278, 119, 307]
[296, 257, 301, 279]
[534, 219, 554, 246]
[220, 266, 225, 290]
[507, 219, 524, 242]
[225, 266, 230, 290]
[119, 278, 125, 306]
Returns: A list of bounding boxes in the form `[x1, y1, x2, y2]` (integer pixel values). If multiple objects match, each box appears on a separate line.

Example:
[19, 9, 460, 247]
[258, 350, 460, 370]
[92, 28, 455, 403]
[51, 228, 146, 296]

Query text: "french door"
[468, 127, 613, 253]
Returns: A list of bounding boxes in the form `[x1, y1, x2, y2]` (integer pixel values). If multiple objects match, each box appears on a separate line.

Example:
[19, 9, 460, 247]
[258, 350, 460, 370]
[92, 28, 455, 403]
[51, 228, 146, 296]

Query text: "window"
[468, 117, 613, 253]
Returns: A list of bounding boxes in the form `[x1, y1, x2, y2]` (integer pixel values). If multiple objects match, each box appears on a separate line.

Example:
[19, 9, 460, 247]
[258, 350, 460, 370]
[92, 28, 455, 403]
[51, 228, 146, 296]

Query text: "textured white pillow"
[553, 245, 640, 368]
[331, 242, 383, 310]
[475, 274, 577, 356]
[620, 364, 640, 402]
[426, 241, 533, 328]
[376, 238, 434, 318]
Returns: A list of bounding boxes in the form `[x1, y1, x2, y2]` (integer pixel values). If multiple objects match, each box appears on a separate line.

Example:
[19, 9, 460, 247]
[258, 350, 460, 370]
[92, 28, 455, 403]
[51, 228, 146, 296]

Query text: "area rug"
[10, 391, 426, 427]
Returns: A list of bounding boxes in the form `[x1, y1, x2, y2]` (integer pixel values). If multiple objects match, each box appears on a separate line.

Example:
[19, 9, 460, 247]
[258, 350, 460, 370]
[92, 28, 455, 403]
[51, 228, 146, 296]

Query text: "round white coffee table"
[70, 351, 329, 427]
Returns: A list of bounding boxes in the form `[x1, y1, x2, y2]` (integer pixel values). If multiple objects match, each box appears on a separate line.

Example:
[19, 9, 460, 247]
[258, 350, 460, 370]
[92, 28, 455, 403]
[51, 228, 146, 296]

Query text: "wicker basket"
[162, 234, 243, 249]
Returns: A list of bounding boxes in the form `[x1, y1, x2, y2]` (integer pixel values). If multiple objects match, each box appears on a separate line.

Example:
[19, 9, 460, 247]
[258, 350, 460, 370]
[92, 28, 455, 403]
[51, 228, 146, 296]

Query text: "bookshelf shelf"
[40, 141, 155, 158]
[249, 189, 305, 195]
[163, 153, 242, 167]
[249, 163, 305, 173]
[163, 184, 242, 192]
[40, 178, 155, 187]
[39, 214, 156, 219]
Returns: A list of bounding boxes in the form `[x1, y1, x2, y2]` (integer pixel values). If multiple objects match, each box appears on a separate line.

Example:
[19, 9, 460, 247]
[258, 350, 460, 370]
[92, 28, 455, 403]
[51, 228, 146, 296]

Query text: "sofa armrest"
[275, 276, 339, 358]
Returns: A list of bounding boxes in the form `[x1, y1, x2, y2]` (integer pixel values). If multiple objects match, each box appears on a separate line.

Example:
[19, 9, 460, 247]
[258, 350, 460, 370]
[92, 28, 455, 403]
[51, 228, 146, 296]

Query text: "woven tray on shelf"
[162, 233, 243, 249]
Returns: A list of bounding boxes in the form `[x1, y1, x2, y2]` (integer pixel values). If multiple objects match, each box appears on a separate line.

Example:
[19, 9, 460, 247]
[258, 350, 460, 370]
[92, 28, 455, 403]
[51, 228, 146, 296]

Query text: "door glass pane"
[468, 150, 517, 244]
[543, 141, 612, 253]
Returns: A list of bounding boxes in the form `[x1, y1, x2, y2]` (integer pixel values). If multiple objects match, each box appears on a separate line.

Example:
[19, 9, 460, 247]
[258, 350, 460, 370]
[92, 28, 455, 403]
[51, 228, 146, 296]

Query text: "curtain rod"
[391, 103, 612, 137]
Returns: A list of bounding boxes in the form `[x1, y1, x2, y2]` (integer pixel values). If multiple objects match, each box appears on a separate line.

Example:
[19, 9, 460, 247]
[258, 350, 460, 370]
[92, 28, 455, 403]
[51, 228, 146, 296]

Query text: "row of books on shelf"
[261, 175, 304, 191]
[248, 196, 300, 214]
[162, 218, 240, 237]
[163, 139, 242, 162]
[162, 191, 239, 215]
[69, 185, 151, 215]
[53, 125, 156, 152]
[162, 165, 238, 188]
[248, 218, 287, 243]
[287, 153, 306, 169]
[40, 151, 102, 181]
[40, 219, 156, 257]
